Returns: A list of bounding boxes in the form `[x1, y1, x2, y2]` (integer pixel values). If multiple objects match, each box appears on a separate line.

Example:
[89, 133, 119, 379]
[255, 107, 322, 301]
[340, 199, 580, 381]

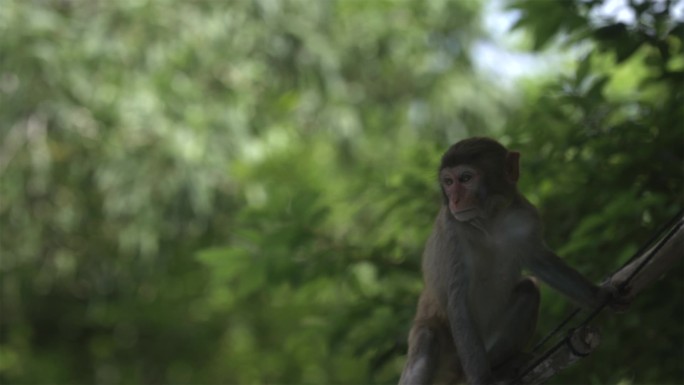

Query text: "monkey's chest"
[467, 251, 521, 330]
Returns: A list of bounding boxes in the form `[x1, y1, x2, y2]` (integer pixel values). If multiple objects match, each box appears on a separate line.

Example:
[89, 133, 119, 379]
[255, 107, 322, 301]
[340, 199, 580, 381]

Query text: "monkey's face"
[439, 165, 482, 222]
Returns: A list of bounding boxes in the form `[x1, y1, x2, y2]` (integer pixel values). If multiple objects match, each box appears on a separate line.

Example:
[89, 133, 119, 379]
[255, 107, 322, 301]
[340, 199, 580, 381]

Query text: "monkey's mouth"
[451, 208, 480, 222]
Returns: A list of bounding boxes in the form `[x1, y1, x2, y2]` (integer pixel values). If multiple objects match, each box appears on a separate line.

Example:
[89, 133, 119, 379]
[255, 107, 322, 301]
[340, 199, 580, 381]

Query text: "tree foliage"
[507, 1, 683, 383]
[0, 0, 681, 384]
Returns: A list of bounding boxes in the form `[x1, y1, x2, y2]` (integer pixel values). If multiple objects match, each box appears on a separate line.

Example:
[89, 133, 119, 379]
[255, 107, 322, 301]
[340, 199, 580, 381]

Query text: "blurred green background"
[1, 0, 682, 384]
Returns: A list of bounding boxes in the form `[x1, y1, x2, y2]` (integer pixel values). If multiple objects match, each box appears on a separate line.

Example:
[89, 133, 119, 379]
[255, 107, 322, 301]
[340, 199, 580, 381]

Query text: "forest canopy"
[1, 0, 682, 384]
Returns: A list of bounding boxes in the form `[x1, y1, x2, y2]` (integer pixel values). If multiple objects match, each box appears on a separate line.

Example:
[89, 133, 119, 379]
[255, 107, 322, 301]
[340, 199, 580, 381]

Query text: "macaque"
[399, 137, 619, 385]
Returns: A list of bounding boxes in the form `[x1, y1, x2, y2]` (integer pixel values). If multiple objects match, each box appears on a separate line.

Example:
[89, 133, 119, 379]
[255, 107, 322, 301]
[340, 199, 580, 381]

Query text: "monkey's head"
[439, 137, 520, 222]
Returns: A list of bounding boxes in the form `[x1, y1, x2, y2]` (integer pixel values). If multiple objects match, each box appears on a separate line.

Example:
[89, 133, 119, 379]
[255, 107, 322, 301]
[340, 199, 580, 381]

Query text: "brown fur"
[399, 138, 605, 385]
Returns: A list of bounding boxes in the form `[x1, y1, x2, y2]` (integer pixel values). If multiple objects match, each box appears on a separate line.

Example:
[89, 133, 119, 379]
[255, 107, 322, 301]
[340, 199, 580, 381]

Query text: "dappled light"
[1, 0, 682, 384]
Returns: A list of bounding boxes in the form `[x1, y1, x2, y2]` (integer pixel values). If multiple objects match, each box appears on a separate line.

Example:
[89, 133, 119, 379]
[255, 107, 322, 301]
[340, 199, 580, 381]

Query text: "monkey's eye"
[459, 173, 474, 183]
[442, 177, 454, 186]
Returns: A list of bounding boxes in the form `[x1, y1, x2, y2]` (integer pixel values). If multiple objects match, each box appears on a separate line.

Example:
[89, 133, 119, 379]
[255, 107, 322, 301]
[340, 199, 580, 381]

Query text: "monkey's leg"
[399, 321, 441, 385]
[487, 277, 540, 368]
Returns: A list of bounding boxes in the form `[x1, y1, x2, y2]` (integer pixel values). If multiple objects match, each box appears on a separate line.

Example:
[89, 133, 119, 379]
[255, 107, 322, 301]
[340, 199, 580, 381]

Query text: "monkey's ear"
[505, 151, 520, 183]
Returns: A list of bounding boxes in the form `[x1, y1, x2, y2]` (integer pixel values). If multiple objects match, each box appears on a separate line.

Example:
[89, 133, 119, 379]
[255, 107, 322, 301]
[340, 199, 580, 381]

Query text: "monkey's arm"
[446, 277, 496, 384]
[526, 248, 603, 309]
[501, 209, 605, 309]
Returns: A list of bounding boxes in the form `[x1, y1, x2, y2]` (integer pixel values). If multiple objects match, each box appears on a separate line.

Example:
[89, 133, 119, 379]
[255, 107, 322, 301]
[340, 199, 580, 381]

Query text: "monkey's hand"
[598, 281, 631, 313]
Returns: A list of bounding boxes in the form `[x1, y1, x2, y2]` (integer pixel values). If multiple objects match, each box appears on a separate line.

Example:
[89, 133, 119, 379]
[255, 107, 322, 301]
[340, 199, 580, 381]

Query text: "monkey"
[399, 137, 622, 385]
